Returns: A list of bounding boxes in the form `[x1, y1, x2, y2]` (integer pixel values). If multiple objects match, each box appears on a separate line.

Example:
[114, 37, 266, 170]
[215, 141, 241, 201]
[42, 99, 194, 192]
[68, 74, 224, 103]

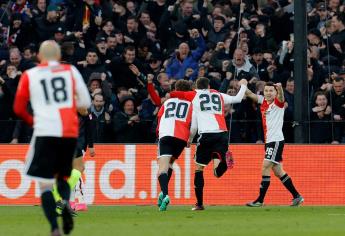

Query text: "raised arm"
[245, 88, 259, 104]
[221, 79, 247, 104]
[275, 83, 285, 103]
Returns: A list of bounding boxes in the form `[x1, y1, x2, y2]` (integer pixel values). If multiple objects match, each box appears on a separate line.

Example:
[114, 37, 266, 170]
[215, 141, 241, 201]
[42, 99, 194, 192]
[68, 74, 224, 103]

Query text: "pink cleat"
[226, 151, 235, 169]
[74, 203, 88, 211]
[69, 201, 76, 210]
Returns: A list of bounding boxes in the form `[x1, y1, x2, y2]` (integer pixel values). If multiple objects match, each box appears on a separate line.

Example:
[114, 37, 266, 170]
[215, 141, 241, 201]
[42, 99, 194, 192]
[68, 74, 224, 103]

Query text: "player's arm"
[169, 91, 195, 102]
[147, 75, 162, 106]
[245, 88, 259, 103]
[221, 79, 247, 104]
[72, 65, 91, 109]
[275, 83, 285, 104]
[188, 110, 198, 147]
[156, 105, 165, 137]
[86, 113, 96, 157]
[13, 72, 33, 126]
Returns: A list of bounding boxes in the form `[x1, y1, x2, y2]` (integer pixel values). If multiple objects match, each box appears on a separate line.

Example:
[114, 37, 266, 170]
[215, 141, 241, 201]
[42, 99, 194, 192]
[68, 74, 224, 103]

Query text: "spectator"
[166, 29, 206, 80]
[90, 93, 112, 143]
[310, 91, 332, 143]
[329, 77, 345, 143]
[112, 96, 144, 143]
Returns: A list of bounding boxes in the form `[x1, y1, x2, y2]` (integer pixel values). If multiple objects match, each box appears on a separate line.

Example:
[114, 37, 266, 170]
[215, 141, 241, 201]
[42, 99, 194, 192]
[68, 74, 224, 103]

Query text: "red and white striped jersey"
[157, 98, 193, 142]
[258, 95, 285, 143]
[170, 85, 246, 134]
[14, 61, 91, 138]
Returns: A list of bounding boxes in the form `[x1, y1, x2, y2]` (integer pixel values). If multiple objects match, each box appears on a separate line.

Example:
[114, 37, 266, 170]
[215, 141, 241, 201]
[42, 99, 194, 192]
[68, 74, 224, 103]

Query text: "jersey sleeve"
[257, 95, 264, 104]
[274, 98, 285, 108]
[170, 91, 196, 102]
[13, 72, 33, 126]
[220, 84, 246, 104]
[189, 110, 198, 141]
[71, 65, 91, 109]
[156, 105, 165, 137]
[147, 83, 161, 106]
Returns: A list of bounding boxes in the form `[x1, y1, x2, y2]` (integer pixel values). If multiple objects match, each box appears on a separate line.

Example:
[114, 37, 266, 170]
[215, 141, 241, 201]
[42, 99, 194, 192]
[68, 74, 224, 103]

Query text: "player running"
[170, 77, 247, 210]
[53, 109, 95, 213]
[245, 82, 304, 207]
[14, 40, 91, 236]
[154, 79, 193, 211]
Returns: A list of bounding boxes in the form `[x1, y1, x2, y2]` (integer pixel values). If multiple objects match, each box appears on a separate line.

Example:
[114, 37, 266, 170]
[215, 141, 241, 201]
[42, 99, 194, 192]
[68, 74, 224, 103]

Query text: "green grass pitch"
[1, 206, 345, 236]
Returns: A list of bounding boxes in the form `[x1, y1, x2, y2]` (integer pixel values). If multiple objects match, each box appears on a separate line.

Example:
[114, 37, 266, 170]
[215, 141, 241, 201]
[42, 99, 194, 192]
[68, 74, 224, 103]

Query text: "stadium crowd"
[0, 0, 344, 144]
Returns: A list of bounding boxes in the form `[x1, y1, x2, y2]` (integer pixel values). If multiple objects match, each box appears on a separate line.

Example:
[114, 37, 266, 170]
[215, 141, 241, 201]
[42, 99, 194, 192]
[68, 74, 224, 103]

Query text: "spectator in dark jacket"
[310, 91, 332, 143]
[113, 96, 144, 143]
[90, 93, 112, 143]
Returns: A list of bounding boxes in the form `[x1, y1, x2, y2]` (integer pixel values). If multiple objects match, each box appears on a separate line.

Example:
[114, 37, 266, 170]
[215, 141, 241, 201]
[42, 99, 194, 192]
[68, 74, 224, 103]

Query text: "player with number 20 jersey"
[155, 80, 193, 211]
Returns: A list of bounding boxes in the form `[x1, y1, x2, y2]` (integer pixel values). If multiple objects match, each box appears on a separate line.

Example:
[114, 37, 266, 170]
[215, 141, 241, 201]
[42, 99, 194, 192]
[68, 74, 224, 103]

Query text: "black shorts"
[195, 132, 228, 166]
[26, 136, 77, 182]
[264, 141, 284, 164]
[158, 136, 187, 159]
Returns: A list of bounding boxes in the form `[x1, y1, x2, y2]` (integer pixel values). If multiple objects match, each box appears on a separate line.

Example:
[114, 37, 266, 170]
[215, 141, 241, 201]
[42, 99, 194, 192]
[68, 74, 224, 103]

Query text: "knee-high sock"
[158, 173, 169, 197]
[255, 176, 271, 203]
[194, 171, 204, 206]
[280, 174, 300, 198]
[41, 191, 58, 231]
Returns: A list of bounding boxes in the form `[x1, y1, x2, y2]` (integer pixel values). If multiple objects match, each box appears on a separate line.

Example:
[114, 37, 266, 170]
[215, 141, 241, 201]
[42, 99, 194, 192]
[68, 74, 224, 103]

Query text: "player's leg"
[52, 150, 83, 204]
[26, 137, 62, 235]
[168, 157, 176, 182]
[158, 155, 171, 198]
[72, 152, 87, 211]
[206, 132, 229, 178]
[56, 138, 77, 235]
[192, 134, 212, 210]
[272, 164, 304, 206]
[193, 164, 205, 210]
[247, 159, 273, 207]
[212, 152, 228, 178]
[39, 182, 61, 236]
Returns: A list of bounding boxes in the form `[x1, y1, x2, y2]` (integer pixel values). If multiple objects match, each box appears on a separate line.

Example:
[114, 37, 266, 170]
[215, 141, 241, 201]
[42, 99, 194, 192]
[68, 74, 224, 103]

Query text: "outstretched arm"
[221, 79, 248, 104]
[245, 88, 259, 104]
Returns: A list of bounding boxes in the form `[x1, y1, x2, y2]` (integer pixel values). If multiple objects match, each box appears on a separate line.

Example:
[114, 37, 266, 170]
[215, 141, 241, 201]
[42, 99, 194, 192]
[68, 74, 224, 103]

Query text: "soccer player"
[13, 40, 91, 236]
[245, 82, 304, 207]
[155, 80, 193, 211]
[53, 109, 95, 212]
[170, 77, 248, 210]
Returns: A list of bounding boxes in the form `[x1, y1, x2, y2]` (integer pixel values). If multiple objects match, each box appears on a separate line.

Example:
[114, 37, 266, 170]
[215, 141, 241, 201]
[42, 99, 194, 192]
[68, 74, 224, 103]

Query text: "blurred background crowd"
[0, 0, 344, 144]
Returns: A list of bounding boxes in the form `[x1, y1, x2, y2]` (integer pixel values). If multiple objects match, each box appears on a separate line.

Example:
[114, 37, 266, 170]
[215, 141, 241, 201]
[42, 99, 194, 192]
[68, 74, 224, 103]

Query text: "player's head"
[264, 81, 277, 102]
[196, 77, 210, 89]
[175, 80, 192, 91]
[38, 40, 61, 62]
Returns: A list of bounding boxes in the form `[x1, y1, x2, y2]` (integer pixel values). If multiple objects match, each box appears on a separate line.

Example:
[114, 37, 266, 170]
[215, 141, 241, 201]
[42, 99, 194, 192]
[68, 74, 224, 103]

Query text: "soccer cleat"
[225, 151, 235, 169]
[51, 229, 61, 236]
[159, 195, 170, 211]
[56, 200, 77, 217]
[61, 200, 74, 235]
[157, 192, 164, 207]
[70, 201, 76, 210]
[75, 203, 88, 211]
[246, 201, 263, 207]
[191, 204, 205, 211]
[291, 196, 304, 207]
